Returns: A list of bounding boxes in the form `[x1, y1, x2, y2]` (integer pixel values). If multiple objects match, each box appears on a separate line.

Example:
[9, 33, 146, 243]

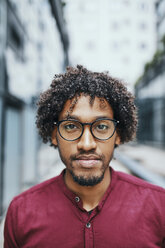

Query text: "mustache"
[70, 152, 105, 161]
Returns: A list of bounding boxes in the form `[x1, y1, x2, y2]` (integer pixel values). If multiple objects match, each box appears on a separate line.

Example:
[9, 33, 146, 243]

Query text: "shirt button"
[75, 196, 80, 202]
[86, 222, 91, 228]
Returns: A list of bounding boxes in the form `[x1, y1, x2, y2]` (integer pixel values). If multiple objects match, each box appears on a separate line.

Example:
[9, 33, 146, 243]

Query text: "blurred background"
[0, 0, 165, 241]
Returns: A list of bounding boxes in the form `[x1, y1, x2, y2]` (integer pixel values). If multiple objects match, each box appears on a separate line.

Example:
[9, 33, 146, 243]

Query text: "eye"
[64, 123, 77, 130]
[93, 120, 113, 133]
[62, 121, 81, 132]
[96, 124, 108, 130]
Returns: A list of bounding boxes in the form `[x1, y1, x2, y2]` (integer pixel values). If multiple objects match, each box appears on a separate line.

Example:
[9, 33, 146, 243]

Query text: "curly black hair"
[36, 65, 137, 146]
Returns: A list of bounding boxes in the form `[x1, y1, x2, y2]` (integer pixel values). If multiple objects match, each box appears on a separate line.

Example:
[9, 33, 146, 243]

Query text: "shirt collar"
[57, 166, 117, 212]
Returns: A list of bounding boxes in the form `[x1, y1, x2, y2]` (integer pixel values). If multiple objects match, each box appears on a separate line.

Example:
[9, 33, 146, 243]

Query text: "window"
[139, 42, 147, 50]
[139, 22, 147, 30]
[86, 41, 95, 50]
[139, 2, 148, 11]
[124, 19, 130, 26]
[123, 0, 130, 6]
[111, 22, 120, 30]
[122, 57, 130, 64]
[111, 41, 120, 50]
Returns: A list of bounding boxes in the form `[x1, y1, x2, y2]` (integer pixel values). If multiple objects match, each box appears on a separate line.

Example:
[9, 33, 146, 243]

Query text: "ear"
[115, 133, 121, 146]
[51, 127, 58, 147]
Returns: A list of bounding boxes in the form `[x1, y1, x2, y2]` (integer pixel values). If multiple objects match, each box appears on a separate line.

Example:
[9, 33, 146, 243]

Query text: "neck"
[64, 167, 111, 211]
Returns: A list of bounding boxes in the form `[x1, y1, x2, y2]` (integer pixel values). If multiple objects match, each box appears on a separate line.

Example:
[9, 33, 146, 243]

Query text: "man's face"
[52, 95, 120, 186]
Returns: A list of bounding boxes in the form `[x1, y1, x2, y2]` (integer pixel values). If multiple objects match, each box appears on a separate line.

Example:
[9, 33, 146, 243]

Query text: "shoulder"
[112, 169, 165, 220]
[113, 169, 165, 194]
[4, 171, 65, 246]
[9, 171, 64, 208]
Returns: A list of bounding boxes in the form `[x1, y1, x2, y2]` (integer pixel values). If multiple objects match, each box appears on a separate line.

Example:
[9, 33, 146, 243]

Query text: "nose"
[77, 126, 97, 151]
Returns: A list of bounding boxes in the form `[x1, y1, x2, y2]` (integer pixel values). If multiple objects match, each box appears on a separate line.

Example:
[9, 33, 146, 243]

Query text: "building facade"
[135, 0, 165, 147]
[156, 0, 165, 48]
[0, 0, 69, 218]
[64, 0, 156, 91]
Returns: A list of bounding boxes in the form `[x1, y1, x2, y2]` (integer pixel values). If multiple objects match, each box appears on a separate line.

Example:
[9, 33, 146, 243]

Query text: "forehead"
[58, 95, 114, 121]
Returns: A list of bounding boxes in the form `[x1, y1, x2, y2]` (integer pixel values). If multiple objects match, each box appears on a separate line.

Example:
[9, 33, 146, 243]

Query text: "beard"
[68, 168, 105, 186]
[58, 147, 113, 187]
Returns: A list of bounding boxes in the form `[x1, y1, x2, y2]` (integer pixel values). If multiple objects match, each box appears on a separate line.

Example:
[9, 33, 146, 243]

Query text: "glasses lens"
[59, 120, 82, 140]
[92, 119, 115, 140]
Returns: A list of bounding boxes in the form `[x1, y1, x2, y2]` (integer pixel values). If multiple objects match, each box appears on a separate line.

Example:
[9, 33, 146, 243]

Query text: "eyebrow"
[63, 115, 112, 121]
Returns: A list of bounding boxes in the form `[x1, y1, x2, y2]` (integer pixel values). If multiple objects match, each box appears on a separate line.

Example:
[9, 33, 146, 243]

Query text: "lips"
[75, 155, 100, 160]
[74, 155, 101, 168]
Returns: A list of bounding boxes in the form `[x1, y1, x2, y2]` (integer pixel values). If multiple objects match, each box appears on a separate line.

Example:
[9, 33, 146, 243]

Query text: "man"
[4, 65, 165, 247]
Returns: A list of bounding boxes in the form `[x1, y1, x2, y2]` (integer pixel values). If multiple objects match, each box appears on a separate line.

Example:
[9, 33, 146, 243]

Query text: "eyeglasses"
[54, 118, 119, 141]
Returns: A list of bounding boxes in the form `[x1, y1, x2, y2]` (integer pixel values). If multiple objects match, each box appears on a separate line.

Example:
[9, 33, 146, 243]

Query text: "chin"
[69, 169, 105, 186]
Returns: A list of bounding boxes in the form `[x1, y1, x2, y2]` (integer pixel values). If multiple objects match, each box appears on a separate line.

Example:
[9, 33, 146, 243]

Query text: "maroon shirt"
[4, 167, 165, 248]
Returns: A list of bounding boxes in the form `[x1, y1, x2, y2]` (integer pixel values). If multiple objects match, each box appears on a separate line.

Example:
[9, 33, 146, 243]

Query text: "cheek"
[57, 138, 75, 159]
[99, 140, 116, 159]
[58, 144, 69, 165]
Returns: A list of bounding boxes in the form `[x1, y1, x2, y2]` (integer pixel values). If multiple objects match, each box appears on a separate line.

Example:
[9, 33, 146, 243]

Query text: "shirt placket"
[60, 168, 116, 248]
[84, 218, 94, 248]
[74, 195, 96, 248]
